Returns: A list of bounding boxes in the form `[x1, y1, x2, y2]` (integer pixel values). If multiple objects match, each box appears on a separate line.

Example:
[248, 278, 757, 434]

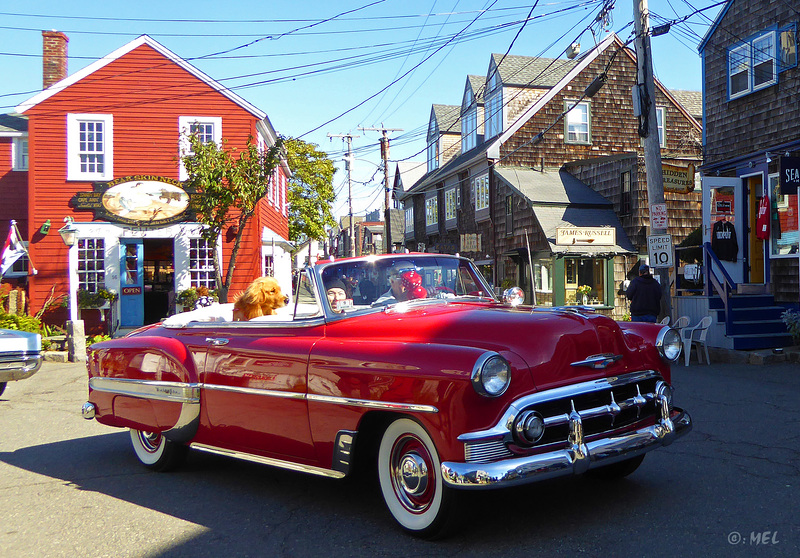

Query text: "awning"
[494, 166, 636, 257]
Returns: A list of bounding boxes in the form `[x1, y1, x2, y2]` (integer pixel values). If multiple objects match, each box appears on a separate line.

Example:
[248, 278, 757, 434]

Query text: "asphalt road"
[1, 359, 798, 557]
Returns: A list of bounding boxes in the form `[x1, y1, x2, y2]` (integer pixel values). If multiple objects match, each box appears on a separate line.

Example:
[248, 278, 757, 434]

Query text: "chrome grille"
[465, 440, 513, 463]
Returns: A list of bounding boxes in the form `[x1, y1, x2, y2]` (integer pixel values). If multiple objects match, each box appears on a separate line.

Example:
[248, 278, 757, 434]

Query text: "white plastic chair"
[681, 316, 712, 366]
[659, 316, 671, 325]
[673, 315, 690, 330]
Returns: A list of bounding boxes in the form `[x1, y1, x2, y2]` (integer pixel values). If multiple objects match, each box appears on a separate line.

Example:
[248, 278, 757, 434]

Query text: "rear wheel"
[377, 418, 456, 539]
[129, 429, 188, 472]
[586, 454, 645, 480]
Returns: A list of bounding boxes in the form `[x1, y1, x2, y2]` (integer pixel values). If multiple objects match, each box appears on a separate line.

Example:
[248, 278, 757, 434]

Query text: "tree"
[182, 134, 284, 303]
[285, 137, 336, 243]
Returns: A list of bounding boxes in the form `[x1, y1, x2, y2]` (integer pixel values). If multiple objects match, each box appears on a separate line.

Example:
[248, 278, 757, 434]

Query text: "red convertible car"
[83, 253, 690, 537]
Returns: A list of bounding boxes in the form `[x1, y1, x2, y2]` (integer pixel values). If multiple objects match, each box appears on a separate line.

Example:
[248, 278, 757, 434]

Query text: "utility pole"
[328, 132, 359, 257]
[633, 0, 672, 318]
[359, 125, 403, 253]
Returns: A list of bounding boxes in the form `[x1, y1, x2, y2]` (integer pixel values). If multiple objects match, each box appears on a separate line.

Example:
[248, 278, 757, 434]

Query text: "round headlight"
[514, 410, 545, 445]
[656, 326, 682, 362]
[471, 353, 511, 397]
[503, 287, 525, 307]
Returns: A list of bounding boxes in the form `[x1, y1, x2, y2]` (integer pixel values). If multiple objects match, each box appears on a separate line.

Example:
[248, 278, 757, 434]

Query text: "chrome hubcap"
[399, 453, 429, 496]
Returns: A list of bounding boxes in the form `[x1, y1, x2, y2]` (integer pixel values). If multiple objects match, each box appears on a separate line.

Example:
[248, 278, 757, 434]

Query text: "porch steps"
[709, 294, 793, 350]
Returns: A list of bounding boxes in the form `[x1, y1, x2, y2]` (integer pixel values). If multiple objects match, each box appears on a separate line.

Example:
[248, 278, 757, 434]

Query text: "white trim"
[16, 35, 266, 119]
[12, 136, 28, 170]
[67, 113, 114, 181]
[486, 34, 616, 159]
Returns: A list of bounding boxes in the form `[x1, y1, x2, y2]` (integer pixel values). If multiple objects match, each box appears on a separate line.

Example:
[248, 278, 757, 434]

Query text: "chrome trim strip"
[190, 443, 345, 479]
[457, 370, 661, 443]
[89, 377, 200, 403]
[0, 353, 43, 381]
[443, 409, 692, 489]
[203, 383, 306, 400]
[570, 353, 623, 369]
[307, 393, 439, 413]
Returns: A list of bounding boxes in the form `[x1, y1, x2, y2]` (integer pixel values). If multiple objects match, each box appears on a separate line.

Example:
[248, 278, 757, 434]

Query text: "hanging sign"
[780, 156, 800, 194]
[662, 163, 695, 193]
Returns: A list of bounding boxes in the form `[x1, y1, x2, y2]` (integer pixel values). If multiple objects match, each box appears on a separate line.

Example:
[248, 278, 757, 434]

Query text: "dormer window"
[484, 66, 502, 139]
[427, 117, 439, 172]
[461, 84, 477, 153]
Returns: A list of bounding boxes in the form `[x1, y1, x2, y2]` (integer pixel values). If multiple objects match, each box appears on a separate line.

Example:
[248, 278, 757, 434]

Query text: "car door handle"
[206, 338, 230, 346]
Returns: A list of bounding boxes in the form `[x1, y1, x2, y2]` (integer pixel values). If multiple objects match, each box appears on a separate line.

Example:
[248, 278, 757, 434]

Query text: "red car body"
[84, 254, 690, 537]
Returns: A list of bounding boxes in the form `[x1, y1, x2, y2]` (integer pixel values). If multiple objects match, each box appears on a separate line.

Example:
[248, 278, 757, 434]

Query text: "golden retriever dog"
[232, 277, 289, 321]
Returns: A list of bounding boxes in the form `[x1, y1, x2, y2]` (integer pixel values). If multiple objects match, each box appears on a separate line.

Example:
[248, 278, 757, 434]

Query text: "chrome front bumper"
[0, 353, 43, 383]
[442, 409, 691, 489]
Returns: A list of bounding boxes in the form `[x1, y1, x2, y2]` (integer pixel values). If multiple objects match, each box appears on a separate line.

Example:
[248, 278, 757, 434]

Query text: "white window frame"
[67, 113, 113, 181]
[656, 107, 666, 148]
[404, 207, 414, 233]
[461, 85, 477, 153]
[77, 238, 106, 292]
[484, 71, 503, 139]
[445, 188, 457, 221]
[565, 101, 590, 145]
[728, 30, 777, 100]
[12, 137, 28, 170]
[179, 116, 222, 180]
[474, 174, 489, 212]
[427, 139, 439, 173]
[425, 196, 438, 227]
[188, 237, 217, 289]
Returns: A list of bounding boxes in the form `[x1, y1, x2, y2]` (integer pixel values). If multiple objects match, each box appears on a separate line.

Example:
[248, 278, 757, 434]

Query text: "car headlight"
[656, 326, 682, 362]
[513, 410, 545, 445]
[471, 353, 511, 397]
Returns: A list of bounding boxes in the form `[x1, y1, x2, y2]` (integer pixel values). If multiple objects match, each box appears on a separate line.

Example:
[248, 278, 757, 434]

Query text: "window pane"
[729, 45, 750, 96]
[769, 175, 799, 256]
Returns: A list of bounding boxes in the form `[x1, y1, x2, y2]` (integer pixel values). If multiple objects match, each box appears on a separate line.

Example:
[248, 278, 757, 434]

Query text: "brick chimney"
[42, 30, 69, 89]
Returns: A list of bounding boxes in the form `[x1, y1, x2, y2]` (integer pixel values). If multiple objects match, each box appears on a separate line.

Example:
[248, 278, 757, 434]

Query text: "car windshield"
[317, 255, 495, 314]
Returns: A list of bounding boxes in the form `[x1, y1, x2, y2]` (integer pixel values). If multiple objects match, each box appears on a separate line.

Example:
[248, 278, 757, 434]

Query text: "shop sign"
[780, 156, 800, 194]
[647, 234, 674, 268]
[122, 286, 142, 295]
[460, 234, 482, 252]
[662, 163, 695, 193]
[555, 227, 616, 246]
[70, 175, 194, 226]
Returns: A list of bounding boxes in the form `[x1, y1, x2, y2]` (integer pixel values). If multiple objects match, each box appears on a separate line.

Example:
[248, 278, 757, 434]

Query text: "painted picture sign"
[662, 163, 695, 193]
[70, 176, 194, 226]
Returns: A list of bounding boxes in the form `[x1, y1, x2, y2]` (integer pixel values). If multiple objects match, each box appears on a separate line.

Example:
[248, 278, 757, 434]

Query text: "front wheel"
[378, 418, 456, 539]
[129, 429, 188, 472]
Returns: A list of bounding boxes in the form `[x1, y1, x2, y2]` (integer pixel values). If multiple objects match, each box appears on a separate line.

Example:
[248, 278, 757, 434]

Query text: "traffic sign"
[647, 234, 674, 268]
[650, 203, 668, 229]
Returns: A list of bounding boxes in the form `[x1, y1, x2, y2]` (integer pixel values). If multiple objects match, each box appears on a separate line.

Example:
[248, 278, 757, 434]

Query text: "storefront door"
[120, 239, 144, 327]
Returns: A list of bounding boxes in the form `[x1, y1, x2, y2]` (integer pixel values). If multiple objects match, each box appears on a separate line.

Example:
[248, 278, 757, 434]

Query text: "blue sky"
[0, 1, 725, 219]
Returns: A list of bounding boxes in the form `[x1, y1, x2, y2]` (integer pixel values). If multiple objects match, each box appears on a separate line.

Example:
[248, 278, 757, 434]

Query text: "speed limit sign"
[647, 234, 674, 268]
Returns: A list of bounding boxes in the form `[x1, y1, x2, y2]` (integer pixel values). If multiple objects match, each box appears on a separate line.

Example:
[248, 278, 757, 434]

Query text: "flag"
[1, 220, 26, 276]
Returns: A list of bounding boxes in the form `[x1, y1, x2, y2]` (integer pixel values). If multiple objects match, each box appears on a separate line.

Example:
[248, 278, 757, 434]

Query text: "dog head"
[232, 277, 288, 320]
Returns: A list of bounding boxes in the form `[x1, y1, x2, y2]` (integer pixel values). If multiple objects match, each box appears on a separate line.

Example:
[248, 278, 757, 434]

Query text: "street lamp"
[58, 216, 77, 246]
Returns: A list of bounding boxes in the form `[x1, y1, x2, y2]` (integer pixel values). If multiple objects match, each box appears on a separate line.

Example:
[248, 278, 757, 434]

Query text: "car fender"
[307, 339, 533, 464]
[87, 336, 200, 442]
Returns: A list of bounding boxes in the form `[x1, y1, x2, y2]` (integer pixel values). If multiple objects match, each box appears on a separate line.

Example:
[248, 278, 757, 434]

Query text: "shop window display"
[565, 257, 605, 305]
[769, 174, 799, 256]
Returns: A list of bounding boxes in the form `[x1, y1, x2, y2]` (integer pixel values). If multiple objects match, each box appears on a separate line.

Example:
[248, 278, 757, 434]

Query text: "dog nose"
[284, 295, 290, 305]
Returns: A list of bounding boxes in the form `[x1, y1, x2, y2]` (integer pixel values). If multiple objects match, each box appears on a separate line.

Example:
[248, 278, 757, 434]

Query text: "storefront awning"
[494, 167, 636, 257]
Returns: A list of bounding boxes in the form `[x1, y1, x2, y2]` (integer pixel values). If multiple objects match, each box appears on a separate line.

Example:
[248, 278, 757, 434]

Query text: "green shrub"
[781, 309, 800, 344]
[0, 311, 41, 333]
[77, 289, 117, 309]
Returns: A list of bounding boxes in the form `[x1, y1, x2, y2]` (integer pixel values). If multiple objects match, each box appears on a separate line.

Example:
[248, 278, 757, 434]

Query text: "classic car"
[0, 329, 43, 397]
[83, 253, 691, 538]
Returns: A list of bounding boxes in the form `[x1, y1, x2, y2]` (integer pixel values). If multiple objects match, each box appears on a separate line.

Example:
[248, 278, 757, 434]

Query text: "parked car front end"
[0, 329, 43, 396]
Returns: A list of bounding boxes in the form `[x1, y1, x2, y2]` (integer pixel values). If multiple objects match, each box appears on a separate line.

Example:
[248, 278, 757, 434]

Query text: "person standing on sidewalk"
[625, 263, 662, 323]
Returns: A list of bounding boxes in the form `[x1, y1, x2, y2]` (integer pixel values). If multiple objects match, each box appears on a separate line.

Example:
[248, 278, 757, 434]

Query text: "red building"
[3, 32, 291, 333]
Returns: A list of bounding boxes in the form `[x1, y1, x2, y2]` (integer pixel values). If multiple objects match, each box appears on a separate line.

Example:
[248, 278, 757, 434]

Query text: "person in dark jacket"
[625, 263, 661, 322]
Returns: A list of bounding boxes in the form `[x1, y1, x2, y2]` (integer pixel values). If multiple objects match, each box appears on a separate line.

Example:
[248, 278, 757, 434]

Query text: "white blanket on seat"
[162, 303, 234, 327]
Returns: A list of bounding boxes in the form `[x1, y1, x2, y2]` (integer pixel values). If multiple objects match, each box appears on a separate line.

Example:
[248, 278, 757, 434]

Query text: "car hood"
[328, 301, 660, 390]
[0, 329, 42, 353]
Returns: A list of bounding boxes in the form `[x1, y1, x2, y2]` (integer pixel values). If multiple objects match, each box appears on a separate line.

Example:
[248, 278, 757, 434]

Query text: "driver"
[373, 261, 427, 306]
[326, 278, 348, 313]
